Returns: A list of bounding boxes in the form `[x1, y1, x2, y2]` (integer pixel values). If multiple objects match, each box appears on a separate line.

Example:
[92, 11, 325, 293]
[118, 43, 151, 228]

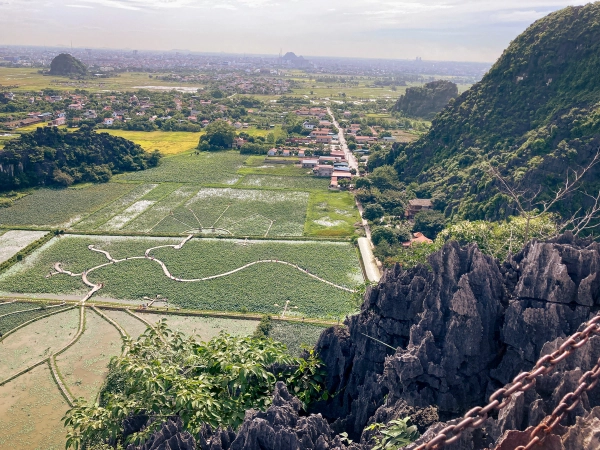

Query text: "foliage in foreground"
[366, 417, 420, 449]
[63, 320, 327, 449]
[376, 214, 559, 269]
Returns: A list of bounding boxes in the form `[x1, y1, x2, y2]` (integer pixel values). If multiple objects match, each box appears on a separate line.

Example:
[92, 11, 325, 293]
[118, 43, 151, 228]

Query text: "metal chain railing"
[413, 313, 600, 450]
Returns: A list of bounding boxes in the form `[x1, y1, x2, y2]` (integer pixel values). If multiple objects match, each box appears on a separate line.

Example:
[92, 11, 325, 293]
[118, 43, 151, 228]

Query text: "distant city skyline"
[0, 1, 590, 63]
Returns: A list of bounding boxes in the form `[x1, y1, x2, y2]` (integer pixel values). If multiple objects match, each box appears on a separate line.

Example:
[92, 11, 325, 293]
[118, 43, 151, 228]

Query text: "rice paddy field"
[100, 130, 203, 155]
[0, 305, 274, 450]
[0, 235, 363, 319]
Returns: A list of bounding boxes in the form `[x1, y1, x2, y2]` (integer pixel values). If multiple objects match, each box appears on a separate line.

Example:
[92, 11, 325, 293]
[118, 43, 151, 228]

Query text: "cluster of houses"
[3, 111, 66, 129]
[301, 149, 352, 189]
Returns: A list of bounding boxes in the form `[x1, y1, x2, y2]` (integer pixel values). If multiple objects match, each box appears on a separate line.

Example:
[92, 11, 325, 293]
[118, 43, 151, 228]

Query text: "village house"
[330, 171, 352, 188]
[319, 156, 342, 164]
[103, 118, 114, 126]
[303, 122, 315, 130]
[282, 149, 291, 157]
[402, 232, 434, 247]
[267, 148, 277, 156]
[48, 117, 66, 127]
[314, 165, 335, 177]
[406, 199, 433, 219]
[302, 159, 319, 168]
[232, 138, 247, 149]
[298, 150, 306, 157]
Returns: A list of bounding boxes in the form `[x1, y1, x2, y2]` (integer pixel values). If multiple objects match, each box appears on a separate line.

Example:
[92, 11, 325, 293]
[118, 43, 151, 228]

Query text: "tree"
[355, 177, 372, 189]
[488, 150, 600, 242]
[363, 204, 385, 221]
[413, 210, 445, 239]
[198, 120, 236, 151]
[63, 322, 327, 449]
[369, 165, 398, 191]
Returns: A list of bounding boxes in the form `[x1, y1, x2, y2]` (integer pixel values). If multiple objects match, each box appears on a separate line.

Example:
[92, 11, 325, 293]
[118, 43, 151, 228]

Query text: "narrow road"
[327, 107, 381, 280]
[327, 107, 358, 171]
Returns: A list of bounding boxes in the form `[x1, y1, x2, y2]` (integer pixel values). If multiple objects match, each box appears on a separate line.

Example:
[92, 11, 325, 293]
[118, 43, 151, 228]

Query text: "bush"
[413, 210, 446, 239]
[198, 120, 236, 151]
[64, 322, 328, 449]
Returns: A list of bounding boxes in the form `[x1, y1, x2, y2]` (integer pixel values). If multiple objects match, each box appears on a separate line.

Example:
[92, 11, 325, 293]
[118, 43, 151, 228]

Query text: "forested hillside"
[392, 80, 458, 119]
[372, 3, 600, 221]
[0, 126, 160, 190]
[48, 53, 87, 76]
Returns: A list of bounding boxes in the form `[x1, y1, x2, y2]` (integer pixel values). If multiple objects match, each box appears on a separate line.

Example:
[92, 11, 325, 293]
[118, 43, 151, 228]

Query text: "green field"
[0, 183, 135, 228]
[101, 130, 203, 155]
[117, 151, 247, 185]
[305, 191, 361, 237]
[0, 235, 363, 319]
[0, 68, 204, 92]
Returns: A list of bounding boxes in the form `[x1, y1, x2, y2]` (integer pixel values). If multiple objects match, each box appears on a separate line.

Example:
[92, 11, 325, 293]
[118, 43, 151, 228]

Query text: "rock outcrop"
[135, 233, 600, 449]
[314, 233, 600, 448]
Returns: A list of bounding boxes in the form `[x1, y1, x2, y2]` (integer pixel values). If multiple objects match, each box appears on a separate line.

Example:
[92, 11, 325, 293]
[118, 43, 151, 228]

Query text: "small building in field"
[406, 199, 433, 219]
[298, 150, 306, 157]
[267, 148, 277, 156]
[103, 118, 114, 126]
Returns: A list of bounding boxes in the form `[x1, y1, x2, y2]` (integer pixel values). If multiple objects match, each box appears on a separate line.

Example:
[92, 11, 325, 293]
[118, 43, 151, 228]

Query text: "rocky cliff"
[313, 232, 600, 448]
[134, 233, 600, 449]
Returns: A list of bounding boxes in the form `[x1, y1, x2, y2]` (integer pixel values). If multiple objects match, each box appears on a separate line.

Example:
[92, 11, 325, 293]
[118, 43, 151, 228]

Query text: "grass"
[0, 364, 69, 449]
[115, 151, 248, 185]
[0, 236, 364, 319]
[0, 68, 204, 92]
[0, 183, 135, 228]
[0, 301, 40, 315]
[269, 321, 327, 357]
[100, 130, 203, 155]
[305, 191, 361, 237]
[101, 309, 148, 339]
[238, 175, 330, 190]
[238, 156, 313, 177]
[0, 305, 74, 335]
[138, 313, 258, 341]
[72, 183, 158, 231]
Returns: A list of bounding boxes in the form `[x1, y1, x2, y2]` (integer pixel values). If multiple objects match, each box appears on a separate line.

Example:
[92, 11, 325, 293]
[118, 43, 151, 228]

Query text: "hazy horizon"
[0, 1, 591, 63]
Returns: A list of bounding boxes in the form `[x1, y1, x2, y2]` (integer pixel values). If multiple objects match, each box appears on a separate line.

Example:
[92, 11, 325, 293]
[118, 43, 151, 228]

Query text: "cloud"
[66, 3, 94, 7]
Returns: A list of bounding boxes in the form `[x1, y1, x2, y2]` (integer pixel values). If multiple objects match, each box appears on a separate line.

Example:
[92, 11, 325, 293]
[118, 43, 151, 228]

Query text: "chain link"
[413, 314, 600, 450]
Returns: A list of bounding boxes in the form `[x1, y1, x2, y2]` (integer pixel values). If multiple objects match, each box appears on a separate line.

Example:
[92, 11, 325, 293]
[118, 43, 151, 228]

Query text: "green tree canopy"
[413, 210, 446, 239]
[198, 120, 237, 151]
[369, 165, 398, 191]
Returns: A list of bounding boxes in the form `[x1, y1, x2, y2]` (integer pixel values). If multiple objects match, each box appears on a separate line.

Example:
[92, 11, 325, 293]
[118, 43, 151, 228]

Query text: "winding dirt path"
[51, 235, 356, 302]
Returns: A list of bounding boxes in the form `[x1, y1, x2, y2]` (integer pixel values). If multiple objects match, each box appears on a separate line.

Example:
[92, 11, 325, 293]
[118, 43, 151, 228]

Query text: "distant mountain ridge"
[49, 53, 87, 76]
[374, 3, 600, 221]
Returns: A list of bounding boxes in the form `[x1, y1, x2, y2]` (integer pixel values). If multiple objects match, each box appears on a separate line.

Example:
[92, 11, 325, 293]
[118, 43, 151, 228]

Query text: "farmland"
[0, 235, 363, 318]
[0, 303, 265, 449]
[0, 183, 135, 228]
[101, 130, 203, 155]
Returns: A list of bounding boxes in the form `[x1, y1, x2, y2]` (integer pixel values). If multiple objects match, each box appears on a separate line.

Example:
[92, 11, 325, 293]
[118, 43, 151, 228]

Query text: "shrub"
[63, 322, 328, 448]
[363, 204, 385, 221]
[413, 210, 446, 239]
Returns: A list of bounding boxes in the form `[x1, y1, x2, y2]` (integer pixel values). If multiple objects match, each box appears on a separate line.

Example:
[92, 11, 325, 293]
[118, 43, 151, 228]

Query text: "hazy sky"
[0, 0, 591, 62]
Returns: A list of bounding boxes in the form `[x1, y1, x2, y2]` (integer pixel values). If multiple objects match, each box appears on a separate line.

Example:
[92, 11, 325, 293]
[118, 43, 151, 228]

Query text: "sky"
[0, 0, 592, 62]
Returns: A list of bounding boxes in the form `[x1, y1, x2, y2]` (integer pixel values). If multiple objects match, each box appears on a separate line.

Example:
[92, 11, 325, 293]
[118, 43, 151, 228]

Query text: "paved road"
[327, 107, 381, 281]
[358, 237, 381, 282]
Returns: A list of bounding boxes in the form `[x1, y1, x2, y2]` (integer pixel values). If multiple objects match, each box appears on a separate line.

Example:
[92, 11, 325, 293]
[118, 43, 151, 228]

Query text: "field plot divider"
[0, 305, 78, 387]
[0, 303, 71, 342]
[125, 309, 167, 343]
[92, 306, 130, 354]
[48, 355, 74, 407]
[48, 306, 87, 404]
[0, 302, 68, 320]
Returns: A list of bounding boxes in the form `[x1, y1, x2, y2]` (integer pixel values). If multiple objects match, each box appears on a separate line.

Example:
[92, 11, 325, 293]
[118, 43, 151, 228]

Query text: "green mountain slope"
[392, 80, 458, 119]
[377, 4, 600, 221]
[49, 53, 87, 76]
